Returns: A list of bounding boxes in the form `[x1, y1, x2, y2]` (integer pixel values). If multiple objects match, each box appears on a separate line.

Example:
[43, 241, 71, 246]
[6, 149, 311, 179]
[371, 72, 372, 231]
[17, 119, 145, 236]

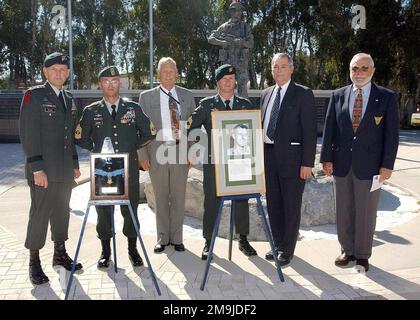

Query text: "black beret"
[215, 64, 236, 82]
[98, 66, 120, 79]
[44, 52, 70, 68]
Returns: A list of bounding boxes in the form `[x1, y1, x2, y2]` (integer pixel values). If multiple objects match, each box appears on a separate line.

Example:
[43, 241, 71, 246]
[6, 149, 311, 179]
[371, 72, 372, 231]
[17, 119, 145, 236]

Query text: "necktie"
[111, 105, 117, 121]
[225, 99, 231, 110]
[58, 91, 66, 111]
[352, 89, 363, 133]
[266, 87, 282, 141]
[168, 92, 180, 141]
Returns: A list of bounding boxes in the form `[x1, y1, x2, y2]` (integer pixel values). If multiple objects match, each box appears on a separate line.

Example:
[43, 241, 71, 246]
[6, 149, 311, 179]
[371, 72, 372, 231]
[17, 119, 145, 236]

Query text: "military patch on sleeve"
[186, 116, 193, 130]
[75, 124, 82, 139]
[150, 122, 157, 135]
[24, 91, 31, 105]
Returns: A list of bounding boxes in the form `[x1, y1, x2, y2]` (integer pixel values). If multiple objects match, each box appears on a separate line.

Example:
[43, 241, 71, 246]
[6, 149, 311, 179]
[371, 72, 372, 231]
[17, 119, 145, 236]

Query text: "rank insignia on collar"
[374, 116, 383, 125]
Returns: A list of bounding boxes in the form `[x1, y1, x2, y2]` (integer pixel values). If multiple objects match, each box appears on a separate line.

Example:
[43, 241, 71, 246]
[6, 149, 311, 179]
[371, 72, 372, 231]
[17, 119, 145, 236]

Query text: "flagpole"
[67, 0, 74, 90]
[149, 0, 154, 88]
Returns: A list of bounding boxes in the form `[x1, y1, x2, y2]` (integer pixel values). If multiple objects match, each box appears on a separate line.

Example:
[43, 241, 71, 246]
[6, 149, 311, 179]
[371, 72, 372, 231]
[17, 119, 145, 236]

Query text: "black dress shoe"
[154, 243, 168, 253]
[277, 253, 292, 267]
[172, 243, 185, 252]
[128, 250, 144, 267]
[97, 254, 111, 268]
[52, 242, 83, 271]
[265, 249, 278, 261]
[201, 240, 211, 260]
[29, 250, 49, 285]
[238, 239, 257, 256]
[356, 259, 369, 272]
[335, 253, 356, 267]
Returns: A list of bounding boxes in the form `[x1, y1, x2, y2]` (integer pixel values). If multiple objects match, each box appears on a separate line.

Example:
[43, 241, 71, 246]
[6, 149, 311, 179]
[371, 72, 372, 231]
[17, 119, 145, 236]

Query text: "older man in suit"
[261, 53, 317, 267]
[138, 57, 196, 253]
[321, 53, 399, 272]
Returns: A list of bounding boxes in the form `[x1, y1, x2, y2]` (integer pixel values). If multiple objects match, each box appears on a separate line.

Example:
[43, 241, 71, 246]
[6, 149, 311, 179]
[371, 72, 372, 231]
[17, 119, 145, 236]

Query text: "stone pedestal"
[141, 157, 335, 241]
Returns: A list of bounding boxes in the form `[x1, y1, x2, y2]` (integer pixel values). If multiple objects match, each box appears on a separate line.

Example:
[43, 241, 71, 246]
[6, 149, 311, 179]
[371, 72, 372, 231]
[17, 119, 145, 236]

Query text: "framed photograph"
[90, 153, 129, 200]
[211, 110, 265, 196]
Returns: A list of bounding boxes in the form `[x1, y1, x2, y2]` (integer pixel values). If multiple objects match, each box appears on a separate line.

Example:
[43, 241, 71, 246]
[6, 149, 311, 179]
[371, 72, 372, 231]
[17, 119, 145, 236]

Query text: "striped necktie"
[352, 88, 363, 133]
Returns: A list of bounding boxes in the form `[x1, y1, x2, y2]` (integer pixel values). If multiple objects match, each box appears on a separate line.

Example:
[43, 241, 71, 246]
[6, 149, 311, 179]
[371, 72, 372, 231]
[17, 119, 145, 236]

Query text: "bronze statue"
[208, 1, 253, 98]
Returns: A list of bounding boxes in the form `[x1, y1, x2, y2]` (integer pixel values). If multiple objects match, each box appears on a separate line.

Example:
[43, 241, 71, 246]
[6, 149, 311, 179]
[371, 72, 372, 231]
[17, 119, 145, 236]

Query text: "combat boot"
[128, 237, 143, 267]
[29, 250, 49, 285]
[97, 239, 111, 268]
[52, 241, 83, 271]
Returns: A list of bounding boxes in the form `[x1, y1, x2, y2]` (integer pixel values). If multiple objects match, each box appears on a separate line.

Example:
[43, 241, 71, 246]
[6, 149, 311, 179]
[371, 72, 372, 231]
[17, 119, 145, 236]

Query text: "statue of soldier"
[208, 1, 254, 98]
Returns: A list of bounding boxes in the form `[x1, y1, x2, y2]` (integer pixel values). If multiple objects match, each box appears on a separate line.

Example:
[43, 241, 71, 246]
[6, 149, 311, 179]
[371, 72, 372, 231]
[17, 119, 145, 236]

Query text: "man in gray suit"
[138, 57, 196, 253]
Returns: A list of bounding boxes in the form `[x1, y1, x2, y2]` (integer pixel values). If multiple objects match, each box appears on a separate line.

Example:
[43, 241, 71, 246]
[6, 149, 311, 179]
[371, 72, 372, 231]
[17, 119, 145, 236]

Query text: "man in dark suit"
[261, 53, 317, 267]
[19, 52, 83, 285]
[187, 64, 258, 260]
[321, 53, 399, 272]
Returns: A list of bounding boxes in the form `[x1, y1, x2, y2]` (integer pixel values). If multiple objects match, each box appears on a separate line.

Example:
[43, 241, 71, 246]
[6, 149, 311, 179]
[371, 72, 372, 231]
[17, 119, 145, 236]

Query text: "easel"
[200, 193, 285, 290]
[64, 199, 161, 300]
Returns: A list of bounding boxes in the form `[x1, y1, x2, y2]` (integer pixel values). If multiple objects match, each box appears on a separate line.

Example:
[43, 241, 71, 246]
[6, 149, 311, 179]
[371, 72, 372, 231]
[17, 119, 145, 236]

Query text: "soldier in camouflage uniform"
[76, 66, 156, 268]
[19, 52, 83, 285]
[187, 64, 258, 260]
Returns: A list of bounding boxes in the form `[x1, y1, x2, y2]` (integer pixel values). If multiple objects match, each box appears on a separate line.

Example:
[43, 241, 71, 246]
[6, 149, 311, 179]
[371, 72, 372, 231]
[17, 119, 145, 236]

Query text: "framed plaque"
[90, 153, 129, 200]
[211, 110, 266, 196]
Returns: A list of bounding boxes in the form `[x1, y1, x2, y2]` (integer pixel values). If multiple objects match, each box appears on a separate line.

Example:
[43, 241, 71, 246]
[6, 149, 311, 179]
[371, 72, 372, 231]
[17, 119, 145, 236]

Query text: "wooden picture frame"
[90, 153, 129, 201]
[211, 110, 266, 196]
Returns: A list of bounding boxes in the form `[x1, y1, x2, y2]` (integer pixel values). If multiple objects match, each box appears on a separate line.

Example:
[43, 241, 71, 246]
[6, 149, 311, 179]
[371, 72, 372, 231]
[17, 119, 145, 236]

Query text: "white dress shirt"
[220, 95, 234, 109]
[160, 86, 180, 142]
[104, 97, 121, 116]
[48, 81, 67, 109]
[263, 79, 291, 144]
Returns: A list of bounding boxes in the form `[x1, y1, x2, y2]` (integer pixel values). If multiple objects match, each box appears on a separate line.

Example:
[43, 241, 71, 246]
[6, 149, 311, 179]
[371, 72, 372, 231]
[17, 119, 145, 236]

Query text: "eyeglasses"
[351, 66, 370, 73]
[102, 79, 119, 86]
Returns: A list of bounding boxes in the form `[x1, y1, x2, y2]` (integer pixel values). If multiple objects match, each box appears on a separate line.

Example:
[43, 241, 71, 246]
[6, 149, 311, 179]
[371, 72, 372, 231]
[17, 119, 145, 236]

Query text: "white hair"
[350, 53, 375, 68]
[157, 57, 177, 73]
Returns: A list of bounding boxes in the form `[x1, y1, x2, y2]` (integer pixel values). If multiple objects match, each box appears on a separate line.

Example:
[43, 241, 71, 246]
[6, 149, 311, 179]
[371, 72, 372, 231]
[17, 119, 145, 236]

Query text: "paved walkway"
[0, 130, 420, 300]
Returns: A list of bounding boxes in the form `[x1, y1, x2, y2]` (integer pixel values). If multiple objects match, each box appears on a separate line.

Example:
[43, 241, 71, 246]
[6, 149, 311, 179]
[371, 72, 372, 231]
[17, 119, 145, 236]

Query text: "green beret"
[215, 64, 236, 82]
[98, 66, 120, 79]
[44, 52, 69, 68]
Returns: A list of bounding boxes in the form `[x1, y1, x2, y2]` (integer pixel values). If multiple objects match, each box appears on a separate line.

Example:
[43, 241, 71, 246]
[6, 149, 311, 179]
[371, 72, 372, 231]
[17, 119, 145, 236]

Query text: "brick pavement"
[1, 136, 420, 300]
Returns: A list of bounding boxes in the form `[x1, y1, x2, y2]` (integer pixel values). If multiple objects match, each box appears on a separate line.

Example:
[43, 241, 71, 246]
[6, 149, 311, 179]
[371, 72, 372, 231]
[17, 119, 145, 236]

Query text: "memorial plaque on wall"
[90, 153, 129, 200]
